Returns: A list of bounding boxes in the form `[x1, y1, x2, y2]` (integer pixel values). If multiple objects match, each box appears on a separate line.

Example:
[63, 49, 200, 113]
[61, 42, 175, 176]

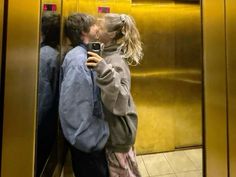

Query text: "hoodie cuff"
[94, 59, 112, 76]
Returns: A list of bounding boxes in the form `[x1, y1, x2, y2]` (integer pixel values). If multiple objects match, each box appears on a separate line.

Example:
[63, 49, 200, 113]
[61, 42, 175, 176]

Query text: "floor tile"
[136, 156, 149, 177]
[184, 149, 203, 169]
[176, 170, 202, 177]
[142, 153, 174, 176]
[61, 149, 203, 177]
[152, 174, 177, 177]
[164, 151, 197, 173]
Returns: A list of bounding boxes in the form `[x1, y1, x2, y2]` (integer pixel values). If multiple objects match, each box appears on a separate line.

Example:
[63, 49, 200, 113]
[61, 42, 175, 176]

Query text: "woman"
[86, 13, 143, 177]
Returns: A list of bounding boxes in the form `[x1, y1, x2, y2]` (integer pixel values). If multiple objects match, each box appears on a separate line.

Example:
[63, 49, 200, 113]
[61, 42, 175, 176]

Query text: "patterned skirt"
[106, 147, 142, 177]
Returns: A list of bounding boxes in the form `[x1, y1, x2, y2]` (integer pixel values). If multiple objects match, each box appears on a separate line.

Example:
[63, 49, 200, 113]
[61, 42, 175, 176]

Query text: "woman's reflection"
[37, 11, 60, 177]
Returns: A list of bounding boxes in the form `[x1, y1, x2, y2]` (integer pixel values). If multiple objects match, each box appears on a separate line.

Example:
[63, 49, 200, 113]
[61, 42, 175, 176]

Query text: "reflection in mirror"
[36, 11, 60, 177]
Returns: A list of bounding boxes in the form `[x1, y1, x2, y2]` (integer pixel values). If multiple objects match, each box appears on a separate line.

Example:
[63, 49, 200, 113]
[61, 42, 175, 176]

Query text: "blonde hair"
[104, 13, 143, 65]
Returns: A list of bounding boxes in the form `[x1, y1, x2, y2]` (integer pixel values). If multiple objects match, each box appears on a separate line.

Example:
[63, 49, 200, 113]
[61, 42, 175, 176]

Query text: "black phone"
[87, 42, 103, 57]
[86, 42, 103, 69]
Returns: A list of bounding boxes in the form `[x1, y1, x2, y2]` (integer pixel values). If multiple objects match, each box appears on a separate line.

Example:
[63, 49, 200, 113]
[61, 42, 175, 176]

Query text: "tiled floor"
[61, 148, 203, 177]
[138, 148, 202, 177]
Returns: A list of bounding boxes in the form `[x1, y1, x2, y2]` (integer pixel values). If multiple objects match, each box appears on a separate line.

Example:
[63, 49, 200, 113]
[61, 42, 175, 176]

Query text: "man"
[37, 12, 60, 177]
[59, 13, 109, 177]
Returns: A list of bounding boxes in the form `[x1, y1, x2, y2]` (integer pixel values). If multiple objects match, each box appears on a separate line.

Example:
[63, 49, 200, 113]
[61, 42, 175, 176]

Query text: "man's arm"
[59, 65, 109, 153]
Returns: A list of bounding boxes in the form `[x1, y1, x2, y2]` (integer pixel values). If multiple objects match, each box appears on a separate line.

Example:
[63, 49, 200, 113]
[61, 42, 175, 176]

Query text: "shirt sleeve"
[59, 65, 109, 153]
[94, 58, 131, 116]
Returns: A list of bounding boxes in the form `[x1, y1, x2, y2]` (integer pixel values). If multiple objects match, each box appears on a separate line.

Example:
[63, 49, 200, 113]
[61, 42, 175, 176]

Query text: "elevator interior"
[1, 0, 204, 176]
[2, 0, 236, 176]
[39, 0, 203, 176]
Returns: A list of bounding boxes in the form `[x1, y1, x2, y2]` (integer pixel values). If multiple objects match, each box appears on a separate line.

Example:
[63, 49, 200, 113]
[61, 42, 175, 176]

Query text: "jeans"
[69, 145, 109, 177]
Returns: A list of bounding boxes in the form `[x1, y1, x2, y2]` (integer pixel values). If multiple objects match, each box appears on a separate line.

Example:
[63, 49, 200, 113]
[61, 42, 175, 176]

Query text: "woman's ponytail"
[104, 14, 143, 65]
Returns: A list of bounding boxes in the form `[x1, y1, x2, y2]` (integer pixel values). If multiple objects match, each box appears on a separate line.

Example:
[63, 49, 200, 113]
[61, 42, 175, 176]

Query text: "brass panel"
[62, 0, 77, 17]
[61, 0, 77, 57]
[202, 0, 228, 177]
[225, 0, 236, 176]
[131, 3, 202, 153]
[0, 0, 3, 82]
[77, 0, 131, 15]
[0, 0, 4, 171]
[173, 3, 202, 148]
[131, 3, 176, 154]
[1, 0, 40, 177]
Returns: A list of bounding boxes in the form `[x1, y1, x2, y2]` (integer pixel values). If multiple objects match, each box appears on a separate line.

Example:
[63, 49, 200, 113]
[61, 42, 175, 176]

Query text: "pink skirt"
[106, 147, 142, 177]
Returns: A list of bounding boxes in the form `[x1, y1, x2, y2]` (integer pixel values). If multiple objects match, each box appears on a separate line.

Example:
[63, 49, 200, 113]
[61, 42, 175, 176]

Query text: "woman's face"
[97, 19, 111, 45]
[88, 24, 99, 41]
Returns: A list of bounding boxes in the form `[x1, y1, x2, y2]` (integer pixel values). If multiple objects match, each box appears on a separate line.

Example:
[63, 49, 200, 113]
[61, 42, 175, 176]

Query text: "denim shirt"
[59, 45, 109, 153]
[38, 45, 59, 126]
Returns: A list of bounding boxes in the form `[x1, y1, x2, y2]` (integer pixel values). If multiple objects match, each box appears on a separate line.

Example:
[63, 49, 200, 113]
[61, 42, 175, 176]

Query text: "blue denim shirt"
[59, 45, 109, 153]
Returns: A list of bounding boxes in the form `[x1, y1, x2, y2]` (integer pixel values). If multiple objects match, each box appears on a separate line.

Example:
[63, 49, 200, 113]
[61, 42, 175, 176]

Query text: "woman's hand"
[86, 51, 104, 68]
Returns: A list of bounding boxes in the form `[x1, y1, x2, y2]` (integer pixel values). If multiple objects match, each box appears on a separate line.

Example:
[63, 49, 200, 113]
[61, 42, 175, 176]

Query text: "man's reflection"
[37, 11, 60, 177]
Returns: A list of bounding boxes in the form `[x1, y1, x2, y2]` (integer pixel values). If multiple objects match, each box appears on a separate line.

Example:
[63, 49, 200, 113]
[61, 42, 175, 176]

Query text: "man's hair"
[65, 13, 96, 47]
[41, 12, 60, 48]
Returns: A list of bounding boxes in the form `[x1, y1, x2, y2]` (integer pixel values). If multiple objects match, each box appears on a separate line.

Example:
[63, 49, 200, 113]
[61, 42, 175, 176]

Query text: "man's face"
[87, 24, 99, 42]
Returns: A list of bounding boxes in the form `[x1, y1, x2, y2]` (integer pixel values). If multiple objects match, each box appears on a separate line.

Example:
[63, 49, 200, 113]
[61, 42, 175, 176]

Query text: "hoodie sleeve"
[94, 56, 131, 116]
[59, 64, 109, 153]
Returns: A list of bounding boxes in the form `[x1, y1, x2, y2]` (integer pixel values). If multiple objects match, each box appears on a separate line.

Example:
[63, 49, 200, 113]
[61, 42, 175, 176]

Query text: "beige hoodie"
[94, 46, 138, 152]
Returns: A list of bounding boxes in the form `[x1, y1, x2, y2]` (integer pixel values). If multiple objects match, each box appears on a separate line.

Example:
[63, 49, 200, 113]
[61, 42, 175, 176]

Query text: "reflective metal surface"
[173, 3, 202, 148]
[131, 3, 202, 153]
[131, 3, 176, 153]
[77, 0, 131, 16]
[0, 0, 4, 173]
[225, 0, 236, 176]
[1, 0, 40, 177]
[202, 0, 228, 176]
[62, 0, 77, 17]
[0, 0, 3, 77]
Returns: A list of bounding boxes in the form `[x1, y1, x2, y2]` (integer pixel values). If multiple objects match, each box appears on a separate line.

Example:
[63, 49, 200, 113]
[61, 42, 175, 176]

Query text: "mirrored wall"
[36, 0, 62, 176]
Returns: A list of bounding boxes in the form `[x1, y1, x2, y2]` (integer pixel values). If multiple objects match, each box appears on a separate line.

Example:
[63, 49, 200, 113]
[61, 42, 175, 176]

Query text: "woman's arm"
[86, 52, 131, 116]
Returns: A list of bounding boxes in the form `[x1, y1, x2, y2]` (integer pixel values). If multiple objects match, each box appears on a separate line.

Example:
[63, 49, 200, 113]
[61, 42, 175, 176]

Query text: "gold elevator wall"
[73, 0, 202, 154]
[131, 3, 202, 154]
[0, 0, 3, 81]
[225, 0, 236, 176]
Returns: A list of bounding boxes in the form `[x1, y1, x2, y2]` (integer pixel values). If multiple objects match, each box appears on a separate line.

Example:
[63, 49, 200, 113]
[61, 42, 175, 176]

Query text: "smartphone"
[87, 42, 103, 57]
[87, 42, 103, 69]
